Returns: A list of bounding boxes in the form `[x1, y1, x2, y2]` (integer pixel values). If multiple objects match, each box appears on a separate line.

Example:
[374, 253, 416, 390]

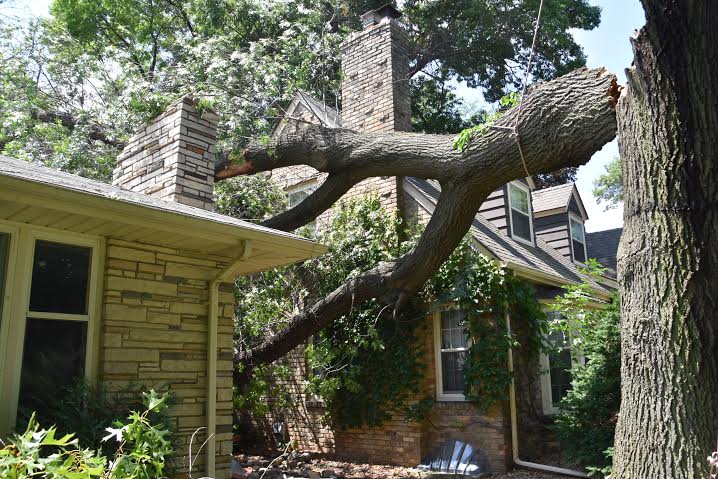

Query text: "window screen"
[29, 241, 91, 314]
[509, 184, 532, 242]
[439, 310, 468, 393]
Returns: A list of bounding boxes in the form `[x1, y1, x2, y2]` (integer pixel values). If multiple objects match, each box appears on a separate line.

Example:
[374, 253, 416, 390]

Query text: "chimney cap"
[361, 3, 402, 29]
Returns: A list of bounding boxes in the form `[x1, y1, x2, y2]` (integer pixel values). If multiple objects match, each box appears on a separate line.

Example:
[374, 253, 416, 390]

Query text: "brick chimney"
[341, 4, 411, 132]
[112, 97, 218, 211]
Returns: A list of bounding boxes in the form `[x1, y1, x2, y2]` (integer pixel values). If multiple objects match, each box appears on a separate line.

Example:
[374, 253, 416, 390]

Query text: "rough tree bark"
[612, 1, 718, 477]
[220, 67, 619, 377]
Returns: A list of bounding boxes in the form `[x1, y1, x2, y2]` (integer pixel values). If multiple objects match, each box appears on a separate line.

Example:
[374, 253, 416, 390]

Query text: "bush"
[16, 380, 176, 458]
[1, 390, 174, 479]
[552, 297, 621, 477]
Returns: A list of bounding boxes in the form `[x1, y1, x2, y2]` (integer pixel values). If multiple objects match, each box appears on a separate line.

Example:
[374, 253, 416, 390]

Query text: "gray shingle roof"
[296, 91, 342, 128]
[531, 183, 575, 213]
[0, 154, 319, 246]
[586, 228, 622, 278]
[405, 177, 610, 296]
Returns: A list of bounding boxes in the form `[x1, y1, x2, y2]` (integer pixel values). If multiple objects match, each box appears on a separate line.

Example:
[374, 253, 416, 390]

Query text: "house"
[0, 98, 326, 479]
[248, 5, 621, 474]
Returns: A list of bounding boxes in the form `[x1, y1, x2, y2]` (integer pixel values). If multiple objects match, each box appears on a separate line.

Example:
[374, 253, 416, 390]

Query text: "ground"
[233, 454, 568, 479]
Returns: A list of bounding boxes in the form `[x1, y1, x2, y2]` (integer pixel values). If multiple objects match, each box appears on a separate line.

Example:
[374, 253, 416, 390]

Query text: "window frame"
[539, 310, 585, 415]
[568, 213, 587, 265]
[0, 221, 104, 435]
[506, 181, 535, 246]
[433, 309, 470, 402]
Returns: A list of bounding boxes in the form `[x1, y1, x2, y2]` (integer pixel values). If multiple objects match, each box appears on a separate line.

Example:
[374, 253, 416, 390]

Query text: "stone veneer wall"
[112, 98, 218, 211]
[100, 238, 235, 478]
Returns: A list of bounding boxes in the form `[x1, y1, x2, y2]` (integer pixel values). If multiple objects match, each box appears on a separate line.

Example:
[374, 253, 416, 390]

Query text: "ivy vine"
[225, 188, 549, 429]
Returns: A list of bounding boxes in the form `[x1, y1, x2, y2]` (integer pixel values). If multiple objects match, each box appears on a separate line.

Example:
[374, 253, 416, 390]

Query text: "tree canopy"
[1, 0, 600, 187]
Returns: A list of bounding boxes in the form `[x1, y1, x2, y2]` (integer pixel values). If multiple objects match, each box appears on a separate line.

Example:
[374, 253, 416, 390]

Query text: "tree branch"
[260, 172, 359, 231]
[232, 67, 620, 375]
[30, 110, 127, 150]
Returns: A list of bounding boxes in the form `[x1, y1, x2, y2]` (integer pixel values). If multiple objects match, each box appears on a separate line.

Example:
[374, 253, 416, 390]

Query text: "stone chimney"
[341, 4, 411, 132]
[112, 97, 219, 211]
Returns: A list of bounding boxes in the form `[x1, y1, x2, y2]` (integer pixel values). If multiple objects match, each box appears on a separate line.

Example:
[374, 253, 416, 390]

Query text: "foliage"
[549, 264, 621, 478]
[214, 175, 287, 220]
[424, 242, 548, 411]
[548, 259, 606, 355]
[593, 155, 623, 208]
[103, 390, 174, 479]
[0, 0, 600, 180]
[0, 390, 174, 479]
[235, 192, 548, 426]
[410, 72, 483, 134]
[15, 380, 176, 459]
[0, 416, 107, 478]
[300, 197, 426, 428]
[453, 92, 520, 151]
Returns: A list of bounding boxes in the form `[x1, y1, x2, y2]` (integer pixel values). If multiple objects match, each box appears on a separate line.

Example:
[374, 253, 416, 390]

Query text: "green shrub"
[16, 380, 176, 458]
[552, 297, 621, 477]
[1, 390, 175, 479]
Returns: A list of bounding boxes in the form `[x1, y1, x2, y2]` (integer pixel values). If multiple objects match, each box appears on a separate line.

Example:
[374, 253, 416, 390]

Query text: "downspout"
[505, 310, 587, 478]
[207, 241, 252, 477]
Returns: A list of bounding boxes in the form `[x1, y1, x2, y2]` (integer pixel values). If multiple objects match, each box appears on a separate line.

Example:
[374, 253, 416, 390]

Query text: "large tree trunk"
[613, 1, 718, 477]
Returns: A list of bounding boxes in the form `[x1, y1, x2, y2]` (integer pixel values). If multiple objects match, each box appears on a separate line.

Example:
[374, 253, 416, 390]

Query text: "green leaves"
[593, 155, 623, 208]
[452, 92, 520, 152]
[0, 414, 107, 479]
[0, 392, 174, 479]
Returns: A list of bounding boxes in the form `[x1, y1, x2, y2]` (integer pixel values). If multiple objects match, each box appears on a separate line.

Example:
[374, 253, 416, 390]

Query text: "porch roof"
[0, 155, 326, 275]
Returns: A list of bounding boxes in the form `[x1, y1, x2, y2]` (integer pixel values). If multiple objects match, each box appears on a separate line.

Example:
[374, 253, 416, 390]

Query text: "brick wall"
[341, 18, 411, 132]
[113, 98, 218, 211]
[100, 238, 234, 478]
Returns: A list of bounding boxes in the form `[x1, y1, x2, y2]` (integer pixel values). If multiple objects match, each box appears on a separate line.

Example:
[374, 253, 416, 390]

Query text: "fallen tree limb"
[231, 67, 620, 377]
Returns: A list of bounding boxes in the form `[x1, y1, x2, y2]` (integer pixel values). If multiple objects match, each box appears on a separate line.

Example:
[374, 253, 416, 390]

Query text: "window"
[569, 215, 587, 264]
[286, 181, 318, 233]
[17, 240, 94, 423]
[507, 182, 533, 245]
[540, 311, 583, 415]
[434, 310, 469, 400]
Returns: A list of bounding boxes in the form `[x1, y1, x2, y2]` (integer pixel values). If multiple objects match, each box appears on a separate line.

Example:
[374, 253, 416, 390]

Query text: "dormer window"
[507, 182, 534, 245]
[569, 214, 587, 263]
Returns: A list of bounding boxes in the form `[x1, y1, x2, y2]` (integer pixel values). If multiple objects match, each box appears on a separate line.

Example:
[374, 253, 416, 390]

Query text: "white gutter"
[505, 310, 588, 478]
[206, 241, 253, 477]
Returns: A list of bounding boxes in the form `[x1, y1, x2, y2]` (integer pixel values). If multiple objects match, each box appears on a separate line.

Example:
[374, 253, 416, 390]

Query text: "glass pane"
[573, 239, 586, 263]
[509, 185, 529, 214]
[0, 233, 9, 327]
[441, 351, 466, 392]
[18, 318, 87, 421]
[511, 210, 531, 241]
[29, 240, 91, 314]
[570, 219, 585, 242]
[441, 310, 466, 350]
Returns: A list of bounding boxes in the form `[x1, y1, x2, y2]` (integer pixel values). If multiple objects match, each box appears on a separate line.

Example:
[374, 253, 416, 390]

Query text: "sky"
[455, 0, 646, 232]
[1, 0, 646, 232]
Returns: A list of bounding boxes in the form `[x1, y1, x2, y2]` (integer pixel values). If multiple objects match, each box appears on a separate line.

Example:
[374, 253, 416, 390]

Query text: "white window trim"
[568, 213, 588, 265]
[539, 310, 585, 415]
[433, 310, 469, 402]
[0, 220, 104, 435]
[507, 181, 535, 246]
